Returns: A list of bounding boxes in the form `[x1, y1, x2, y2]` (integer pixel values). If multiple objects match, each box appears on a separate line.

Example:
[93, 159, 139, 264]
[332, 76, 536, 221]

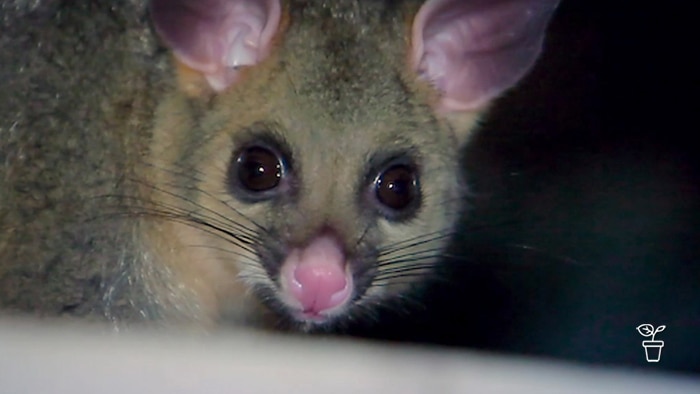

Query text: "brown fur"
[0, 0, 483, 330]
[0, 0, 166, 324]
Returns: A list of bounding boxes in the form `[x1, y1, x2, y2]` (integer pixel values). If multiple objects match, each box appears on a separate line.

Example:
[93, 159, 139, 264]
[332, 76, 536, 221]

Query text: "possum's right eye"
[237, 146, 282, 191]
[228, 144, 290, 200]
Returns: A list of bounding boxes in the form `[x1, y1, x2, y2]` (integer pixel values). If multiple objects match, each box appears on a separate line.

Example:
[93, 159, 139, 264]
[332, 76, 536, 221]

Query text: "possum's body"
[0, 0, 559, 331]
[0, 0, 167, 324]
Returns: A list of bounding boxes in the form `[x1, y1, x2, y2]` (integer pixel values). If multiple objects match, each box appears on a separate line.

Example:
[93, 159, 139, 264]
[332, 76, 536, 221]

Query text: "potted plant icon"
[636, 324, 665, 362]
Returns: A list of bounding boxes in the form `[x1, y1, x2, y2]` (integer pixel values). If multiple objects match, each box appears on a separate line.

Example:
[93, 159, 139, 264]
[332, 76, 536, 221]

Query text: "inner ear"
[150, 0, 282, 92]
[411, 0, 560, 113]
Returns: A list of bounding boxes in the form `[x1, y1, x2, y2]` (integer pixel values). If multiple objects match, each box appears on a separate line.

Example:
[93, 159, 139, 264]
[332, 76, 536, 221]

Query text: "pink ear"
[150, 0, 282, 91]
[411, 0, 559, 112]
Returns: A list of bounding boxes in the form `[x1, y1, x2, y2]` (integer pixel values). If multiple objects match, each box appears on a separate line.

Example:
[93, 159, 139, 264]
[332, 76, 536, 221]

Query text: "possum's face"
[148, 0, 558, 328]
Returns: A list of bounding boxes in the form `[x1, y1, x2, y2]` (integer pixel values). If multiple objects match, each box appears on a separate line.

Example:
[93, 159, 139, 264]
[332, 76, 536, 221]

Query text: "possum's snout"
[278, 233, 354, 322]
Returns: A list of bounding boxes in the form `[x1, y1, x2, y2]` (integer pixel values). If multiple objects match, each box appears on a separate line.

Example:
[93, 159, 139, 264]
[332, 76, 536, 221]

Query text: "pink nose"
[280, 234, 352, 315]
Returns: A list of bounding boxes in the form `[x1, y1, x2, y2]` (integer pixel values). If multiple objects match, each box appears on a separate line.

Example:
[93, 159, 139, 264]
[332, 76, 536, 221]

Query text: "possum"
[0, 0, 559, 331]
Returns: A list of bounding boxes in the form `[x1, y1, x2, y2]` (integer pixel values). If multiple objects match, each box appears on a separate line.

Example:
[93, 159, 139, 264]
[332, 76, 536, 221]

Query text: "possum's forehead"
[272, 0, 425, 137]
[214, 0, 453, 186]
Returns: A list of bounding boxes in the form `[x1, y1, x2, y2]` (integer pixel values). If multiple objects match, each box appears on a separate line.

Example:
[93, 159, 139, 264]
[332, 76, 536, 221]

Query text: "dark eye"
[236, 146, 283, 192]
[374, 164, 418, 213]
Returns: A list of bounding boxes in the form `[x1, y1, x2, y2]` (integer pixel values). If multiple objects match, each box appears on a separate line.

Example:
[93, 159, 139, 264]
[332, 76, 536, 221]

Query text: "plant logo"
[636, 324, 666, 363]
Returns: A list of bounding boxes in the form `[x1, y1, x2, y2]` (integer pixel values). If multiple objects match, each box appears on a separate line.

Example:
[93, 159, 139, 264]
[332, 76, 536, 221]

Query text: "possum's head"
[148, 0, 558, 329]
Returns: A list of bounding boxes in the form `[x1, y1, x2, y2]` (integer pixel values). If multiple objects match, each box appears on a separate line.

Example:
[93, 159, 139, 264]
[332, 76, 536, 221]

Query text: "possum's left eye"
[376, 165, 416, 210]
[370, 159, 421, 220]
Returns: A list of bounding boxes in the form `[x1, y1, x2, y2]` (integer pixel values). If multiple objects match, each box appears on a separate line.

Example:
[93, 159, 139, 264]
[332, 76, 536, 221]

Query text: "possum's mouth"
[250, 231, 380, 328]
[253, 279, 359, 329]
[256, 263, 375, 330]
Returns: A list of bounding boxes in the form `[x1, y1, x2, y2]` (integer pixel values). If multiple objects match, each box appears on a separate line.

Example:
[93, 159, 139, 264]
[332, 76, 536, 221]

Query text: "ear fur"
[150, 0, 282, 93]
[411, 0, 559, 113]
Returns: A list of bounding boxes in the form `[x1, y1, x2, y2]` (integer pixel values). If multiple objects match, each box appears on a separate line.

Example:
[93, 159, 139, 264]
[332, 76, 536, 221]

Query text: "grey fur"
[0, 0, 474, 329]
[0, 0, 169, 324]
